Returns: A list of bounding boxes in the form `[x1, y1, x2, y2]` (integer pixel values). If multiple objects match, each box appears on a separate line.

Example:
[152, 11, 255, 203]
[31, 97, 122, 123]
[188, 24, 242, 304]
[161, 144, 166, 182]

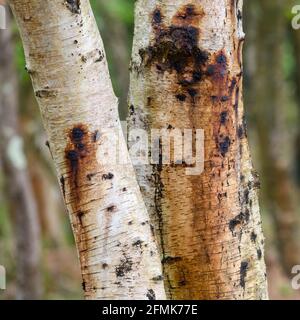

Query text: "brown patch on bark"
[171, 4, 204, 27]
[64, 123, 100, 294]
[141, 4, 208, 104]
[65, 124, 98, 192]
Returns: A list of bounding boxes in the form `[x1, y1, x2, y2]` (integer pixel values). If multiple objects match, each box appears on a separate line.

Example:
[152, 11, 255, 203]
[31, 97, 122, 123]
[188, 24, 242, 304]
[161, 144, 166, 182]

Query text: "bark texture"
[128, 0, 268, 299]
[0, 12, 42, 299]
[9, 0, 165, 300]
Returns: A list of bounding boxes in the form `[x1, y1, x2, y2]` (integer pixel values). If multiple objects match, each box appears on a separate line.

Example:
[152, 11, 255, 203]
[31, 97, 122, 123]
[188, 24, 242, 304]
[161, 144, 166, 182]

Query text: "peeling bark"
[128, 0, 268, 299]
[9, 0, 165, 300]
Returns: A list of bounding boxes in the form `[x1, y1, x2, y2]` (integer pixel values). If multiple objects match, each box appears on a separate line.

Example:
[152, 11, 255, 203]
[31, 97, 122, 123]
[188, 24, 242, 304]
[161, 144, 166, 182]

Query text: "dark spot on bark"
[45, 140, 51, 150]
[257, 249, 262, 260]
[66, 0, 81, 14]
[86, 173, 96, 181]
[207, 51, 228, 81]
[167, 124, 174, 130]
[129, 105, 135, 116]
[74, 40, 78, 44]
[152, 8, 162, 24]
[229, 78, 237, 95]
[176, 94, 187, 101]
[229, 210, 250, 235]
[115, 256, 133, 277]
[240, 261, 249, 289]
[77, 211, 85, 225]
[132, 240, 143, 248]
[35, 89, 57, 98]
[221, 96, 229, 102]
[66, 150, 79, 184]
[187, 88, 198, 99]
[93, 130, 101, 142]
[242, 115, 248, 137]
[219, 136, 231, 156]
[82, 281, 86, 291]
[151, 275, 164, 281]
[241, 189, 250, 206]
[102, 263, 108, 269]
[237, 10, 242, 20]
[94, 50, 104, 63]
[60, 175, 66, 199]
[102, 173, 114, 180]
[107, 205, 117, 212]
[220, 111, 228, 125]
[250, 232, 257, 243]
[65, 125, 91, 188]
[217, 53, 227, 64]
[122, 187, 127, 192]
[139, 25, 209, 88]
[173, 4, 204, 25]
[234, 87, 240, 113]
[192, 70, 202, 82]
[238, 125, 244, 139]
[162, 256, 183, 265]
[25, 66, 34, 74]
[72, 127, 85, 142]
[211, 95, 218, 102]
[146, 289, 156, 300]
[206, 65, 215, 76]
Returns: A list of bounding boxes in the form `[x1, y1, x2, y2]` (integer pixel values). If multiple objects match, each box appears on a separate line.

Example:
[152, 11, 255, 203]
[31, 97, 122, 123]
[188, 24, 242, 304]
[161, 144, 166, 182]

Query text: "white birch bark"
[128, 0, 268, 299]
[9, 0, 165, 300]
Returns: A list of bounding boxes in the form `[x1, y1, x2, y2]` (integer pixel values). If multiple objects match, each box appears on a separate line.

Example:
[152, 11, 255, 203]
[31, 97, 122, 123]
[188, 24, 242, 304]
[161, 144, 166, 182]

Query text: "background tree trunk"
[291, 21, 300, 187]
[128, 0, 268, 299]
[244, 0, 300, 276]
[0, 11, 42, 300]
[9, 0, 165, 300]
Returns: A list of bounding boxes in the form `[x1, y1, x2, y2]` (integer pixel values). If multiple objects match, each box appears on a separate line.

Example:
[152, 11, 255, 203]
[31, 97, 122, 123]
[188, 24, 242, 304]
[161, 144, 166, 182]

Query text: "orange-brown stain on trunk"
[135, 2, 255, 299]
[64, 123, 102, 294]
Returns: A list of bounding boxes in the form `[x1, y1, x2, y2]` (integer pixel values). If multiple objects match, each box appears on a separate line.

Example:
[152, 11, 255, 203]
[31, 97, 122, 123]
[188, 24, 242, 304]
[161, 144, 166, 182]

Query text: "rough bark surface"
[0, 12, 42, 299]
[128, 0, 268, 299]
[9, 0, 165, 300]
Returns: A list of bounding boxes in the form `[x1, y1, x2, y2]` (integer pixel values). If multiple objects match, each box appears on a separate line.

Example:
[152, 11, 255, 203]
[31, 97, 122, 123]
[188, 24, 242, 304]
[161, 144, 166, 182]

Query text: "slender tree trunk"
[128, 0, 268, 299]
[0, 11, 42, 299]
[291, 22, 300, 186]
[29, 157, 65, 247]
[9, 0, 165, 300]
[246, 0, 300, 276]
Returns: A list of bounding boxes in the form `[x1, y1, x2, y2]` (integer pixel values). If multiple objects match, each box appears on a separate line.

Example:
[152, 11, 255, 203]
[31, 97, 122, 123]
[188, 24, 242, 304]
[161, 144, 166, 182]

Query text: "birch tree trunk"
[0, 11, 42, 299]
[128, 0, 268, 299]
[9, 0, 165, 300]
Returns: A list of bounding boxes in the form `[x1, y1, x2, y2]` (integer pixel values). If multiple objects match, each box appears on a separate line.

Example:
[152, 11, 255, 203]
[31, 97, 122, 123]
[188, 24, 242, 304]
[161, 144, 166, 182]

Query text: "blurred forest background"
[1, 0, 300, 299]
